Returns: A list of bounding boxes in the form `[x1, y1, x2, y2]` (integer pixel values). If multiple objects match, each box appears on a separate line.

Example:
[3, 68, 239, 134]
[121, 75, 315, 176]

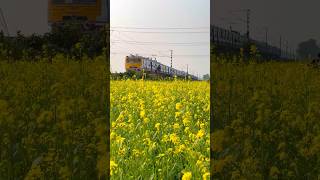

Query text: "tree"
[203, 74, 210, 81]
[0, 22, 106, 61]
[297, 39, 320, 59]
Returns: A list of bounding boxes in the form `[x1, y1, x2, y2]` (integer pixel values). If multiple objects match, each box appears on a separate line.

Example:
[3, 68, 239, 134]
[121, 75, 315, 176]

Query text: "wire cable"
[111, 26, 209, 30]
[109, 29, 209, 34]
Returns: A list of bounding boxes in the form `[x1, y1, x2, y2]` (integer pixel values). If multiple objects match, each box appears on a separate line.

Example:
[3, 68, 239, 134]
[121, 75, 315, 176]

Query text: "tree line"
[0, 22, 107, 62]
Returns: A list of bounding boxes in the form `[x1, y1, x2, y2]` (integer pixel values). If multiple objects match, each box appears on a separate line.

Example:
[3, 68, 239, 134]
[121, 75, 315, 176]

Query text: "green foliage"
[297, 39, 320, 59]
[203, 74, 210, 81]
[0, 22, 107, 62]
[249, 44, 261, 62]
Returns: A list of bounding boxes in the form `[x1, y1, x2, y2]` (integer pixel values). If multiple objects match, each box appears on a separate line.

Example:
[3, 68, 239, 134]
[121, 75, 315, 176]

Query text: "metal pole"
[187, 64, 188, 76]
[280, 36, 282, 58]
[265, 27, 268, 48]
[170, 50, 173, 68]
[286, 40, 288, 59]
[170, 50, 173, 76]
[246, 9, 250, 40]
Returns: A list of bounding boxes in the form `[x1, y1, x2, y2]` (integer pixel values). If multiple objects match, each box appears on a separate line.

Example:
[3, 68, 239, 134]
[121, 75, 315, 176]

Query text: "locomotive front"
[125, 56, 143, 72]
[48, 0, 108, 26]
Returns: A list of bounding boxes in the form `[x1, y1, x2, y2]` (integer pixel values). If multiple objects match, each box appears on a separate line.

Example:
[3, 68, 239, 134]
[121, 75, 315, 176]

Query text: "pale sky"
[111, 0, 210, 77]
[0, 1, 48, 35]
[0, 0, 210, 77]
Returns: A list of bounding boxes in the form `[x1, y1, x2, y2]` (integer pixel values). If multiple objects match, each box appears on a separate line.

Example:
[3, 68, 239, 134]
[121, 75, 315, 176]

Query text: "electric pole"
[187, 64, 189, 76]
[280, 36, 282, 58]
[286, 40, 288, 59]
[170, 50, 173, 69]
[152, 54, 157, 61]
[169, 50, 173, 76]
[265, 27, 268, 48]
[246, 9, 250, 40]
[0, 8, 9, 36]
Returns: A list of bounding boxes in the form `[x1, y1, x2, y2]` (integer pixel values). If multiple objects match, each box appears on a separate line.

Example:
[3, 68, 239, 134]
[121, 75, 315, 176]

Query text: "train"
[125, 55, 198, 80]
[211, 25, 296, 59]
[48, 0, 109, 27]
[211, 25, 247, 50]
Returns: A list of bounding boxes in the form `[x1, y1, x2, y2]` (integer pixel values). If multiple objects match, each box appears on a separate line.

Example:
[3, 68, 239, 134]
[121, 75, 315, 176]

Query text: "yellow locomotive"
[48, 0, 108, 26]
[125, 55, 198, 80]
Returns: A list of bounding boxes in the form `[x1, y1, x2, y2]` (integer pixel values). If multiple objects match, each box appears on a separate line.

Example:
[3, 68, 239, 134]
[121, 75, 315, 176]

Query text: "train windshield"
[126, 58, 141, 64]
[52, 0, 96, 4]
[73, 0, 96, 4]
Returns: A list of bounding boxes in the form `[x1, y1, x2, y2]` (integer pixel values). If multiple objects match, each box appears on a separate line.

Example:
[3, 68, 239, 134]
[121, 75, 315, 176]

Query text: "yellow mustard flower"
[155, 123, 161, 131]
[176, 103, 183, 110]
[182, 171, 192, 180]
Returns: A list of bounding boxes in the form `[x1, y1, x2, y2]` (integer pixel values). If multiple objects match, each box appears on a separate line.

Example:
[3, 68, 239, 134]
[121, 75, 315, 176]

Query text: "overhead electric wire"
[111, 26, 209, 30]
[109, 29, 209, 34]
[111, 51, 209, 57]
[110, 26, 208, 63]
[111, 31, 148, 56]
[218, 16, 245, 23]
[111, 41, 209, 46]
[111, 39, 208, 46]
[111, 30, 168, 58]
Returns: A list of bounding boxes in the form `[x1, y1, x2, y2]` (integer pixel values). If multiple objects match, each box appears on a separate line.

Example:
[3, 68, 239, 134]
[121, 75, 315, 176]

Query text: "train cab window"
[73, 0, 96, 4]
[63, 16, 72, 21]
[126, 58, 141, 64]
[52, 0, 96, 4]
[63, 16, 88, 21]
[52, 0, 68, 4]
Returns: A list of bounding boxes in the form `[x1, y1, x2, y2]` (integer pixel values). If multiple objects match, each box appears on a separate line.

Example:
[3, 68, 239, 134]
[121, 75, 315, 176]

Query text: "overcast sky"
[212, 0, 320, 51]
[2, 0, 320, 55]
[111, 0, 210, 77]
[0, 0, 210, 77]
[0, 1, 49, 35]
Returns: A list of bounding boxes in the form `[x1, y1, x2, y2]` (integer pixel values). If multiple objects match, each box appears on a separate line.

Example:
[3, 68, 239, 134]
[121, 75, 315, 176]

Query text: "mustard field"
[0, 58, 109, 179]
[0, 58, 210, 179]
[8, 56, 320, 179]
[3, 56, 320, 179]
[212, 61, 320, 179]
[110, 80, 210, 179]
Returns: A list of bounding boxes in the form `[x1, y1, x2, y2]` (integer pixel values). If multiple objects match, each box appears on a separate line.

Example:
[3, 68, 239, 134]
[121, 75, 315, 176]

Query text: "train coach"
[211, 25, 290, 59]
[211, 25, 246, 49]
[48, 0, 108, 27]
[125, 55, 197, 80]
